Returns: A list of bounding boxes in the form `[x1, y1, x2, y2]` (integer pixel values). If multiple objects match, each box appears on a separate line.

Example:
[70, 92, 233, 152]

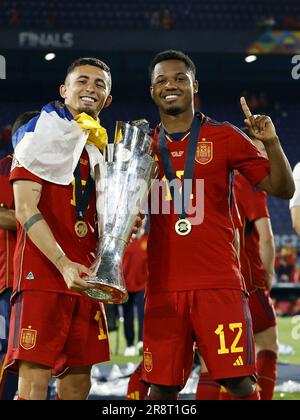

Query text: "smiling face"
[60, 64, 112, 119]
[150, 59, 198, 116]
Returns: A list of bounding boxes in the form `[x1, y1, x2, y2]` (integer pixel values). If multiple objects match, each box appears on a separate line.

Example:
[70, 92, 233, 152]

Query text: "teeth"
[165, 95, 178, 101]
[81, 97, 95, 103]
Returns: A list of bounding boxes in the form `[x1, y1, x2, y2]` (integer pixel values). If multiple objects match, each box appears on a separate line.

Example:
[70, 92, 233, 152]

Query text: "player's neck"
[65, 103, 99, 121]
[65, 103, 80, 118]
[160, 107, 194, 134]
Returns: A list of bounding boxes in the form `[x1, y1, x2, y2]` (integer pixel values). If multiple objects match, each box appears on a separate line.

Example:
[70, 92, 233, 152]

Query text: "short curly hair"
[149, 50, 196, 82]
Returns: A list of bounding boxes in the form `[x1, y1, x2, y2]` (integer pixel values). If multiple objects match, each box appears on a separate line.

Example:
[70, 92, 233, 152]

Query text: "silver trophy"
[84, 120, 158, 304]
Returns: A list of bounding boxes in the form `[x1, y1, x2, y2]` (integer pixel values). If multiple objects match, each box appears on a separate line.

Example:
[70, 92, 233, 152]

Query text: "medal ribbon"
[73, 162, 94, 223]
[158, 113, 203, 220]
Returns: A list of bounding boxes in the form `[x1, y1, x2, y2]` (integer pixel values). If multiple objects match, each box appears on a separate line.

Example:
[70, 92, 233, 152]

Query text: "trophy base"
[85, 279, 128, 304]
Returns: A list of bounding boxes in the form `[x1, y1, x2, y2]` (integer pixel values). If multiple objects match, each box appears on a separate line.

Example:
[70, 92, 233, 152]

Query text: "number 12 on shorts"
[214, 323, 243, 354]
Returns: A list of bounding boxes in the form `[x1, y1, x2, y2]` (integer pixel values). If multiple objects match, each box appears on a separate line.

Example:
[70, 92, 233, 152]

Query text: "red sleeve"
[235, 173, 269, 222]
[0, 156, 14, 208]
[9, 162, 44, 186]
[227, 124, 270, 186]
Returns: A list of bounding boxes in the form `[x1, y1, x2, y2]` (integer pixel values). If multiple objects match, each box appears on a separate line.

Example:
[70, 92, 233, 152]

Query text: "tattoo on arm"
[23, 213, 44, 233]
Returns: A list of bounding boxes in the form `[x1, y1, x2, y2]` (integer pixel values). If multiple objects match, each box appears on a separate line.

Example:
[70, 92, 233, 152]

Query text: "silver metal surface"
[84, 121, 158, 304]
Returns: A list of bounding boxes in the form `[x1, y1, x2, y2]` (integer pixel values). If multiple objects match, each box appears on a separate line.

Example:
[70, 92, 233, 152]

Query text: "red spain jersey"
[123, 233, 148, 293]
[9, 150, 97, 296]
[147, 116, 270, 293]
[0, 155, 16, 293]
[234, 172, 270, 291]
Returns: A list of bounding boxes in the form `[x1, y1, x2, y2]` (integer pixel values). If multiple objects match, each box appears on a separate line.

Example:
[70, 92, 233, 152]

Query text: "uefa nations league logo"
[0, 55, 6, 79]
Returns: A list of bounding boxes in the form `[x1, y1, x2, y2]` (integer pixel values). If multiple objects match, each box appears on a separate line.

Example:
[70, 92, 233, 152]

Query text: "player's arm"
[0, 208, 16, 231]
[254, 217, 276, 291]
[290, 164, 300, 235]
[13, 179, 93, 292]
[291, 206, 300, 236]
[240, 97, 294, 200]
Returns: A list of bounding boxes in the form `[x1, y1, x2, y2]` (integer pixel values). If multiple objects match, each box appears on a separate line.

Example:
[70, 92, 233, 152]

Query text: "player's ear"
[150, 85, 154, 99]
[193, 80, 199, 95]
[60, 84, 67, 99]
[104, 95, 112, 109]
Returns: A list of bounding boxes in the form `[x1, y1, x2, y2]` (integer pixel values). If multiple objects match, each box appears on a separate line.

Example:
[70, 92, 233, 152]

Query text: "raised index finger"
[240, 96, 252, 119]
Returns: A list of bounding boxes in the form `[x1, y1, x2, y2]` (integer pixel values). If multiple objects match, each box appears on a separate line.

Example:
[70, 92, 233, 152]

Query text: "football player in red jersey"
[234, 134, 278, 400]
[0, 111, 40, 400]
[5, 59, 112, 400]
[142, 50, 294, 400]
[197, 157, 278, 401]
[0, 154, 17, 400]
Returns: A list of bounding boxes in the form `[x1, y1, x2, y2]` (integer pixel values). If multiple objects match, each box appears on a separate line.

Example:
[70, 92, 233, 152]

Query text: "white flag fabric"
[13, 101, 103, 185]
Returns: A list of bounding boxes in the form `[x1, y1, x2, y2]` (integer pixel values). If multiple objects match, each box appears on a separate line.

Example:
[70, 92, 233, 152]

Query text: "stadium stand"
[0, 0, 300, 31]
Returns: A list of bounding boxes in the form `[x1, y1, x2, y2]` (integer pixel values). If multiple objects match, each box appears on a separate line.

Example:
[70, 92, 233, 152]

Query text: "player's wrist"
[54, 252, 66, 271]
[261, 135, 279, 146]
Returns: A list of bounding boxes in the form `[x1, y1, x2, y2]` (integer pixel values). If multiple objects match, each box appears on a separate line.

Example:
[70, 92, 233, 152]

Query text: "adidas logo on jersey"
[26, 272, 35, 280]
[126, 391, 140, 400]
[233, 356, 244, 366]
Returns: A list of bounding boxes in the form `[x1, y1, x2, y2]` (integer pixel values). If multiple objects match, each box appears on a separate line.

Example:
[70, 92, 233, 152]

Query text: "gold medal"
[175, 219, 192, 236]
[74, 220, 88, 237]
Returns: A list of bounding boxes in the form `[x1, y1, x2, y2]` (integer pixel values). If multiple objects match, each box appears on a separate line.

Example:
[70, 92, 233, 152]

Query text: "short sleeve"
[0, 156, 14, 208]
[227, 124, 270, 187]
[0, 174, 13, 209]
[235, 173, 269, 222]
[10, 156, 43, 185]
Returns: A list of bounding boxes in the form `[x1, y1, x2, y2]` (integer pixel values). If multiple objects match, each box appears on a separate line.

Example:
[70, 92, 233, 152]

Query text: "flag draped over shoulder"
[12, 101, 107, 185]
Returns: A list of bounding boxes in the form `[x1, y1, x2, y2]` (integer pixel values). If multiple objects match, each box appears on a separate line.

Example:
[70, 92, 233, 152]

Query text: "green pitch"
[277, 316, 300, 365]
[274, 392, 300, 400]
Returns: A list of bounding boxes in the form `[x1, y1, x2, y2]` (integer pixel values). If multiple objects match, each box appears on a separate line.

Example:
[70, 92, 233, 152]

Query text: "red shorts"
[5, 291, 110, 375]
[141, 289, 255, 386]
[249, 288, 277, 334]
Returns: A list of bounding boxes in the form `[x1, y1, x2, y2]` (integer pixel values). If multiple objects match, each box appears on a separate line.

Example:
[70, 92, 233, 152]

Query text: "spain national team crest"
[195, 140, 213, 165]
[20, 328, 37, 350]
[143, 351, 153, 372]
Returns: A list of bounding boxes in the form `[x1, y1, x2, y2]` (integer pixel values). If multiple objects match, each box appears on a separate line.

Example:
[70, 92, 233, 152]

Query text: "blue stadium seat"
[2, 0, 299, 30]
